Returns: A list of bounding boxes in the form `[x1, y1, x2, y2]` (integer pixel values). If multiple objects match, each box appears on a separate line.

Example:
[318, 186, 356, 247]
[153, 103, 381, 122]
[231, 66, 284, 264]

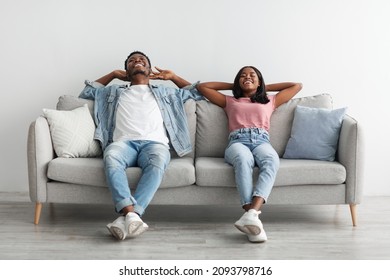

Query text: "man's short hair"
[124, 51, 151, 70]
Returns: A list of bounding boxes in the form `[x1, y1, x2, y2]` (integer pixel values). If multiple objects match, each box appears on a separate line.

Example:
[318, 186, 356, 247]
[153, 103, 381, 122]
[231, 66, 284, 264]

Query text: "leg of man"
[103, 141, 139, 212]
[104, 141, 143, 240]
[133, 141, 171, 216]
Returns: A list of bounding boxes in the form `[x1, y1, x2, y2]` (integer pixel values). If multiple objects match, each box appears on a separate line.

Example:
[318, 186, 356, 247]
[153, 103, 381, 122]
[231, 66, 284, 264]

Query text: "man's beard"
[130, 69, 149, 78]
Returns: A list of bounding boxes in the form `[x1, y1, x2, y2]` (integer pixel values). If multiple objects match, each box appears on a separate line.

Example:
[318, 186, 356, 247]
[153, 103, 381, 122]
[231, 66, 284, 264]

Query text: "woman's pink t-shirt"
[224, 95, 276, 133]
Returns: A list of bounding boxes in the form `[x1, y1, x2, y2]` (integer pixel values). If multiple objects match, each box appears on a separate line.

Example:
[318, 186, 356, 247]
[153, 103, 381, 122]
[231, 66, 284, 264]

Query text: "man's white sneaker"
[234, 209, 263, 235]
[125, 212, 147, 238]
[106, 216, 126, 241]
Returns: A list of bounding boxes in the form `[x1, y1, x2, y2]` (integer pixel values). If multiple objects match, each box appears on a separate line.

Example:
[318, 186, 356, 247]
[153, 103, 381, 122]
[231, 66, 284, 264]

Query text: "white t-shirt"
[113, 85, 169, 146]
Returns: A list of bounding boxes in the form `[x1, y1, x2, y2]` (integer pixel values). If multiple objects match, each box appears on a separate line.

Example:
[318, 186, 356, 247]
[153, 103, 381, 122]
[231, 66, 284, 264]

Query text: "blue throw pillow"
[283, 105, 347, 161]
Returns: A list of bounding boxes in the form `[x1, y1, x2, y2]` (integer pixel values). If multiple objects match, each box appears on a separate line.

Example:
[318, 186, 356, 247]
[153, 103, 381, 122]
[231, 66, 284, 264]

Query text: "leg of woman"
[252, 141, 280, 208]
[225, 140, 265, 239]
[225, 142, 255, 208]
[240, 141, 279, 243]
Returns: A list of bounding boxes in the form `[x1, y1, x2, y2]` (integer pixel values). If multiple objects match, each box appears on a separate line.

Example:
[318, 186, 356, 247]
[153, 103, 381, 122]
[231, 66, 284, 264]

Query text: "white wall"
[1, 0, 389, 195]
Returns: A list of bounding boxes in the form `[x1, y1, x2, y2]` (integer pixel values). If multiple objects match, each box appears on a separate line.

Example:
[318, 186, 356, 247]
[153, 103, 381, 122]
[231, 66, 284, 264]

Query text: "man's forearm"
[95, 71, 117, 86]
[171, 74, 191, 88]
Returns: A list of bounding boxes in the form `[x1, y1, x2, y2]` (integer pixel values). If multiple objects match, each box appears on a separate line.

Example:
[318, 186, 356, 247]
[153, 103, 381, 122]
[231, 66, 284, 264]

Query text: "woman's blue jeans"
[224, 128, 279, 206]
[103, 140, 170, 216]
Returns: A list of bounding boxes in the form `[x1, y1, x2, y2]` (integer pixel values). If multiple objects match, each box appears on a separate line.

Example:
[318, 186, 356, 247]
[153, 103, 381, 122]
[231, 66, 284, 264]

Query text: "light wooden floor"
[1, 192, 390, 260]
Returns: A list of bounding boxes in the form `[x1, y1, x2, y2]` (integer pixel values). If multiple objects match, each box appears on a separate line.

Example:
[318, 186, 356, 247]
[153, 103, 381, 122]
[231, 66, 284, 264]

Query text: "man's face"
[126, 53, 151, 78]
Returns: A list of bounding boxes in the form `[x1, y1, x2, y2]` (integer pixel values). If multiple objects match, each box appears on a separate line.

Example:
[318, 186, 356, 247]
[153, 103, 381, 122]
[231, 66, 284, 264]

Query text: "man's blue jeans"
[103, 140, 170, 216]
[224, 128, 279, 206]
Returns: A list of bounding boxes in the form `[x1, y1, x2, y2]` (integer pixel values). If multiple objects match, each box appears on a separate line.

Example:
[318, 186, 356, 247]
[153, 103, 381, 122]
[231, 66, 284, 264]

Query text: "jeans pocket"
[229, 132, 244, 141]
[261, 132, 270, 142]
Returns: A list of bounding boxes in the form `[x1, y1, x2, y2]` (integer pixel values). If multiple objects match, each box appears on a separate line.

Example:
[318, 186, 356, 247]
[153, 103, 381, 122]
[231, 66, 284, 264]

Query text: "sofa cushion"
[42, 104, 102, 158]
[195, 94, 333, 158]
[195, 157, 346, 187]
[47, 157, 195, 189]
[269, 94, 334, 156]
[195, 101, 229, 157]
[283, 106, 347, 161]
[57, 95, 94, 115]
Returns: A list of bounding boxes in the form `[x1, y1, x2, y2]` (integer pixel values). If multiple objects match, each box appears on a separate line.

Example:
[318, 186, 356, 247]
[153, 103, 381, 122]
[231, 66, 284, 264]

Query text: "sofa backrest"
[56, 93, 334, 159]
[56, 95, 197, 159]
[57, 95, 95, 113]
[195, 93, 333, 158]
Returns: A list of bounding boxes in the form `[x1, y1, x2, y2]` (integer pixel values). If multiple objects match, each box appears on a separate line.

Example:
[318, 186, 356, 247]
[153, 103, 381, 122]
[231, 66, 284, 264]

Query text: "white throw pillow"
[43, 104, 102, 158]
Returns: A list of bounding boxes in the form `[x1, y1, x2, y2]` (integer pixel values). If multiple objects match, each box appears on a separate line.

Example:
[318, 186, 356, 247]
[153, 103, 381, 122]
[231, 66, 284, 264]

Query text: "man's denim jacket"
[79, 80, 204, 157]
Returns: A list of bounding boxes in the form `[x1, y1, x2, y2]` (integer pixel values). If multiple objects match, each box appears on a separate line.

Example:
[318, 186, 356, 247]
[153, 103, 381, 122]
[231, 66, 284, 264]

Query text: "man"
[79, 51, 203, 241]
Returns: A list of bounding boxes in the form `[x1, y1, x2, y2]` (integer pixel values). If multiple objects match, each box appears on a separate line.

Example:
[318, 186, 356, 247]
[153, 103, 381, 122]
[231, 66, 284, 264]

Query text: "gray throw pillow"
[283, 105, 347, 161]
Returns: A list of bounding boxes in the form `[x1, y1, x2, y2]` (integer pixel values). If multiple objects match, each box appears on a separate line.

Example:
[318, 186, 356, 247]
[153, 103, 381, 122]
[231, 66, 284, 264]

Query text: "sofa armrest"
[337, 115, 364, 204]
[27, 116, 55, 203]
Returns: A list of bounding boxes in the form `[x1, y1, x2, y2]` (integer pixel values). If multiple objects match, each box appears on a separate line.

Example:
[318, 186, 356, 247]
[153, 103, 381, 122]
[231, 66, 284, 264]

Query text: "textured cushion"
[283, 105, 347, 161]
[43, 104, 102, 158]
[269, 93, 333, 156]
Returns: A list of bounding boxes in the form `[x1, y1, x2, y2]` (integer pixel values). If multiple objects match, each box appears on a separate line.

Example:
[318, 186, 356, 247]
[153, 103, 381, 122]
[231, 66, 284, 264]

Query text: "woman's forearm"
[196, 82, 230, 108]
[266, 82, 299, 92]
[198, 82, 233, 91]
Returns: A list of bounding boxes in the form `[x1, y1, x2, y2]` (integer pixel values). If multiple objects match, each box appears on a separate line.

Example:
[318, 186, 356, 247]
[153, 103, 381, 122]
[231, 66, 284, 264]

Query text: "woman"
[197, 66, 302, 242]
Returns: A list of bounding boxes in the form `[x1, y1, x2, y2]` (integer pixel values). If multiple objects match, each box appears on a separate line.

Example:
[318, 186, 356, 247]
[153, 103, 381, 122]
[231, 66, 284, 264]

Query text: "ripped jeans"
[224, 128, 279, 206]
[103, 140, 170, 216]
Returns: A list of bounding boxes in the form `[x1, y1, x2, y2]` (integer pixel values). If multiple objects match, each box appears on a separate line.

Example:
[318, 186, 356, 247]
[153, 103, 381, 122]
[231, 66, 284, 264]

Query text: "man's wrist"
[170, 73, 178, 82]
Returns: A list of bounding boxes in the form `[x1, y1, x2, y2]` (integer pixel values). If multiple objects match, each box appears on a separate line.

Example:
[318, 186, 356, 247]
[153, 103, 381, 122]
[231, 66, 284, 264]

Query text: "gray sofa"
[27, 93, 364, 226]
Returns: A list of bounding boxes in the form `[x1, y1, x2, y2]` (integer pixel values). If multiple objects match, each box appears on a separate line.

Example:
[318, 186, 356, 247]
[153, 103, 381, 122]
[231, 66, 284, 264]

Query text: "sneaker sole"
[247, 234, 267, 243]
[234, 224, 261, 235]
[128, 225, 148, 238]
[107, 225, 126, 241]
[127, 221, 145, 238]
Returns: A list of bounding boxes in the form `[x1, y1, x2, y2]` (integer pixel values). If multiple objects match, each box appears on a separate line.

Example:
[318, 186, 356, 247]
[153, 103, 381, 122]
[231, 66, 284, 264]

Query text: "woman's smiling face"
[239, 67, 261, 96]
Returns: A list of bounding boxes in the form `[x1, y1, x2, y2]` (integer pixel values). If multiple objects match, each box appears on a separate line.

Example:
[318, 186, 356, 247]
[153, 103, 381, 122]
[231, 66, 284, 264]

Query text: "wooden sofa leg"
[349, 204, 357, 226]
[34, 203, 42, 225]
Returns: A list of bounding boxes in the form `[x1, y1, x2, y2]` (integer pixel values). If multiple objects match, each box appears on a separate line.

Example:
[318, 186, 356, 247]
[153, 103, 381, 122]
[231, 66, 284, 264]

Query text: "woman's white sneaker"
[247, 226, 267, 243]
